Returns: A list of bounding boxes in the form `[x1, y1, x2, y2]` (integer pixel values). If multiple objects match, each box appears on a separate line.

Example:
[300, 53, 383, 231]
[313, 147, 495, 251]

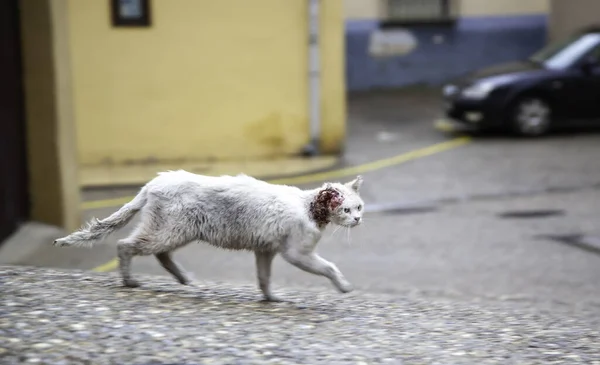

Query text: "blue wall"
[346, 14, 548, 92]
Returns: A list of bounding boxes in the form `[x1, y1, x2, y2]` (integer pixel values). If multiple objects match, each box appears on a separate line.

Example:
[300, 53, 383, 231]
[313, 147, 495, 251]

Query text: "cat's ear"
[346, 175, 363, 192]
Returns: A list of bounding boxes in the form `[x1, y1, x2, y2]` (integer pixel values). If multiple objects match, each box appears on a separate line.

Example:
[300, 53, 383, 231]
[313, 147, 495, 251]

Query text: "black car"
[440, 28, 600, 136]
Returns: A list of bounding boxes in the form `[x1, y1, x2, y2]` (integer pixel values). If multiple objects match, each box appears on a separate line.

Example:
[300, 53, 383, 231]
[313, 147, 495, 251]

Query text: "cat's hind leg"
[116, 196, 195, 288]
[155, 251, 191, 285]
[117, 239, 141, 288]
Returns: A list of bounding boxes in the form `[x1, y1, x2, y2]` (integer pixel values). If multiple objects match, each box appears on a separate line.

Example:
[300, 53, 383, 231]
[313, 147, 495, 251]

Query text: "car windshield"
[529, 33, 600, 69]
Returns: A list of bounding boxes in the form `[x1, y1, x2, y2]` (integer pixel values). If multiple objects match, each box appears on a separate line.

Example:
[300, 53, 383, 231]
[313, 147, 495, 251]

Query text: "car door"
[542, 72, 586, 122]
[582, 45, 600, 120]
[541, 33, 600, 122]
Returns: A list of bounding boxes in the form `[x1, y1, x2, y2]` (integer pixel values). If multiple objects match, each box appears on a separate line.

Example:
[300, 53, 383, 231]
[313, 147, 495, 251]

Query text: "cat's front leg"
[281, 248, 353, 294]
[255, 251, 283, 302]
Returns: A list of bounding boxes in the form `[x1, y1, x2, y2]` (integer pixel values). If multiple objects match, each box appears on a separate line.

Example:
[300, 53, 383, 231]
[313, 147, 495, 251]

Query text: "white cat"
[54, 170, 365, 301]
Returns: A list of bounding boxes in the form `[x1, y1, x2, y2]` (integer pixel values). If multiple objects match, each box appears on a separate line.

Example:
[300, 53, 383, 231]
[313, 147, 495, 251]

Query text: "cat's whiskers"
[331, 225, 342, 236]
[324, 224, 343, 244]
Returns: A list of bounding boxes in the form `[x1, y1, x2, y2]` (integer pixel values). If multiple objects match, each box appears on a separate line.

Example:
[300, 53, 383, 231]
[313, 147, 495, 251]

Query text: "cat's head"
[311, 175, 364, 228]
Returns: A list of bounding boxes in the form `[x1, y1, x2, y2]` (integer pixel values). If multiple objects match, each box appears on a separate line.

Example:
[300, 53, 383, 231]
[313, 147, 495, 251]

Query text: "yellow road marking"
[90, 136, 471, 272]
[91, 259, 121, 273]
[434, 119, 459, 133]
[269, 136, 471, 185]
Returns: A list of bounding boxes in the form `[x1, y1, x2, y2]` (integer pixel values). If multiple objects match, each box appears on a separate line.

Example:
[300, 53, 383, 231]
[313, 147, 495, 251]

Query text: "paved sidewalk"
[2, 265, 599, 365]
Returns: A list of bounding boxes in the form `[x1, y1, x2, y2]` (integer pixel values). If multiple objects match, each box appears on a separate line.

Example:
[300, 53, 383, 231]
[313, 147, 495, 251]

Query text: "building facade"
[1, 0, 346, 241]
[68, 0, 346, 185]
[344, 0, 549, 91]
[549, 0, 600, 42]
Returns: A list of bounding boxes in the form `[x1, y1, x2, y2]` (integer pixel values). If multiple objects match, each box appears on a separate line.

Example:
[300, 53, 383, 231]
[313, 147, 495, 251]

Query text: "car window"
[587, 44, 600, 60]
[532, 33, 600, 69]
[530, 34, 580, 63]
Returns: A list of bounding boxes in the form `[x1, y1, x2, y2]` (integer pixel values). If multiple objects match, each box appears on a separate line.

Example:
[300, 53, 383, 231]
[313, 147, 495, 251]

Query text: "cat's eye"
[357, 205, 362, 211]
[343, 208, 350, 213]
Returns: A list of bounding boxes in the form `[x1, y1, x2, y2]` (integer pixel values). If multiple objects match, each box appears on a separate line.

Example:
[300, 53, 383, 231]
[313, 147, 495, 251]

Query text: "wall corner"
[20, 0, 81, 232]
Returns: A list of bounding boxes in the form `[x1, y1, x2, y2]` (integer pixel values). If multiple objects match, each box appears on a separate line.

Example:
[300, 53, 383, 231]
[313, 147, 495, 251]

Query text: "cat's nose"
[354, 217, 361, 224]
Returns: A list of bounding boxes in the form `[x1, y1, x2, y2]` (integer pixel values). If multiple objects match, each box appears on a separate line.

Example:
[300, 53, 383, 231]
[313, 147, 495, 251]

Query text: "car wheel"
[510, 96, 552, 137]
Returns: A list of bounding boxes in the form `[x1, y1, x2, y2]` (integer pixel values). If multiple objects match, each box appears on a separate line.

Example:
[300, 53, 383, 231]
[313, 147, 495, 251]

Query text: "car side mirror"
[581, 55, 600, 72]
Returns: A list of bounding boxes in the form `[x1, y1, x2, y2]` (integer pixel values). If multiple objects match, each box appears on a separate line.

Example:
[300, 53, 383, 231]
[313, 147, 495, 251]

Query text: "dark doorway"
[0, 0, 29, 242]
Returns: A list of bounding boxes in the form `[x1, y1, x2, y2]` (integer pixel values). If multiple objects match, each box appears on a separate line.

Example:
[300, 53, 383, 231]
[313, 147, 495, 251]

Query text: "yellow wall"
[67, 0, 345, 167]
[344, 0, 548, 20]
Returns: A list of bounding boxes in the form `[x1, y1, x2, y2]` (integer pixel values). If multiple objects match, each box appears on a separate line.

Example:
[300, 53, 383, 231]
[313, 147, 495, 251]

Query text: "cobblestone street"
[2, 266, 600, 365]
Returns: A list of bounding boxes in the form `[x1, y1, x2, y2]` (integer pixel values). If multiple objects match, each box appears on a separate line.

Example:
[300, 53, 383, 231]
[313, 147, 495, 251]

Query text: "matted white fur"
[54, 170, 365, 301]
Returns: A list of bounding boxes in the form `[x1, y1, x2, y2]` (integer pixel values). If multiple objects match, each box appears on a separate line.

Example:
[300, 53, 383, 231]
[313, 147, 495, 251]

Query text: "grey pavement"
[6, 88, 600, 312]
[2, 265, 600, 365]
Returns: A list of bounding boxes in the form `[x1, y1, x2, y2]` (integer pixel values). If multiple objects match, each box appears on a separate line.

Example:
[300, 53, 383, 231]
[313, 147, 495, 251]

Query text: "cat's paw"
[178, 278, 192, 286]
[123, 279, 141, 288]
[177, 272, 197, 286]
[336, 281, 354, 294]
[262, 294, 285, 303]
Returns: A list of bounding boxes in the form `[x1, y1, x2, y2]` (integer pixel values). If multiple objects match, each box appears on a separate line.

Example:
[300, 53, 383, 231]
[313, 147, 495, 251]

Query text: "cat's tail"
[53, 187, 148, 248]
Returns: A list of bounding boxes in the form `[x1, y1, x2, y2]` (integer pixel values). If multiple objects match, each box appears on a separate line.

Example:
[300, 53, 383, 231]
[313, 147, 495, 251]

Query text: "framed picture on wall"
[111, 0, 151, 27]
